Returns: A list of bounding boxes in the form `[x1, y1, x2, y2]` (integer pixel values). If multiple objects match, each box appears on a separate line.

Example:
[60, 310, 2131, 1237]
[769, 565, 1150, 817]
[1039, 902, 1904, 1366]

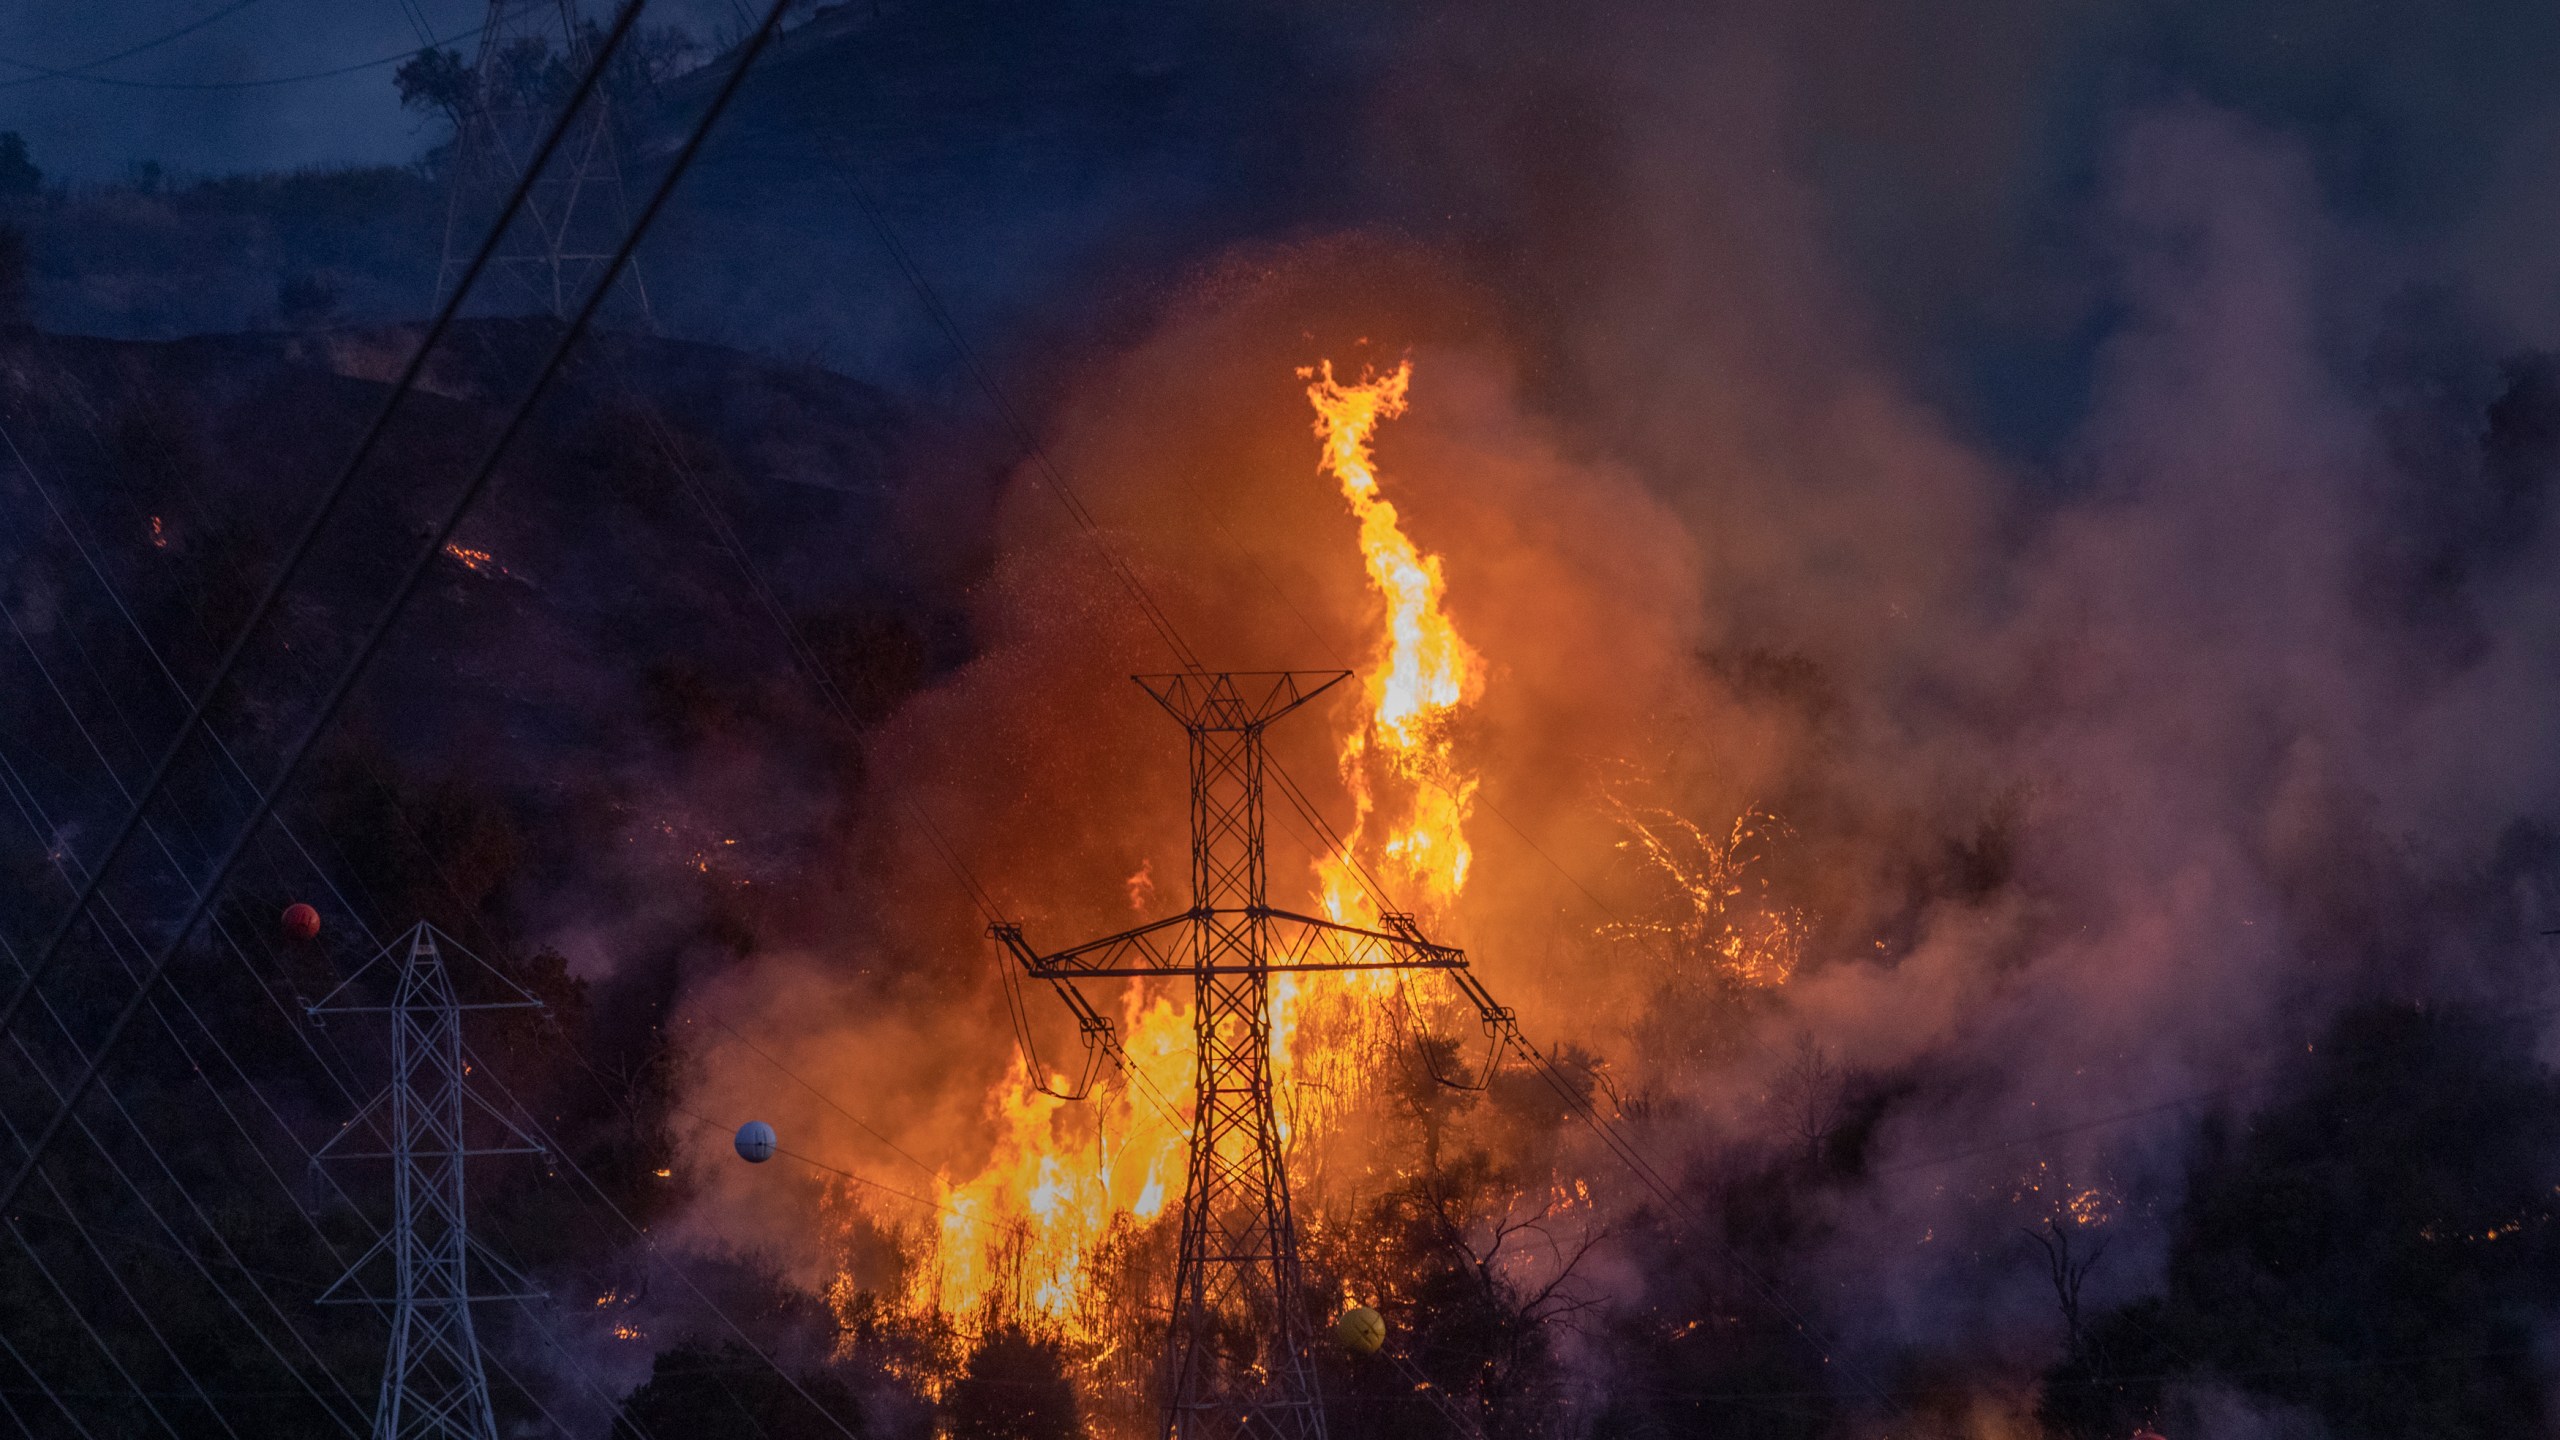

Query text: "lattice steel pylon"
[434, 0, 650, 321]
[994, 672, 1470, 1440]
[310, 923, 544, 1440]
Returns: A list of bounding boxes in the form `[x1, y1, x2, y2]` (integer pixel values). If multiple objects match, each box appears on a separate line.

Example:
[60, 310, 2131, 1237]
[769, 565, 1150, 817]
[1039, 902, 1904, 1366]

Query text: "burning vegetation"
[803, 358, 1630, 1433]
[21, 10, 2560, 1434]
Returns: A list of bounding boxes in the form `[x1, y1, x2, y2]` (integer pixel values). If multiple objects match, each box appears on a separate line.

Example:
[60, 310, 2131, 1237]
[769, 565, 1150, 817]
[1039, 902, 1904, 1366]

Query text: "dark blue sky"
[16, 0, 2560, 464]
[0, 0, 745, 181]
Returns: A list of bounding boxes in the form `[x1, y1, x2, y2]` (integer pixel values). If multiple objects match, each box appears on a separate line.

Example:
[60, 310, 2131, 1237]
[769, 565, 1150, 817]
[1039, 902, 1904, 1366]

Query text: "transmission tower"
[310, 923, 544, 1440]
[995, 671, 1469, 1440]
[435, 0, 651, 321]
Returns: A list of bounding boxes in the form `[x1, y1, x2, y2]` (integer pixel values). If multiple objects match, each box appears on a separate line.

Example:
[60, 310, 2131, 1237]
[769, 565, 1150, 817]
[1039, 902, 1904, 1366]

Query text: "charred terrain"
[10, 2, 2560, 1439]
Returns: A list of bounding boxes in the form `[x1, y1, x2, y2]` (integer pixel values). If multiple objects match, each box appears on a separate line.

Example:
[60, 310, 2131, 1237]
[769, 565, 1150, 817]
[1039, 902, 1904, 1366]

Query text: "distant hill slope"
[4, 0, 1392, 391]
[9, 165, 443, 341]
[0, 318, 961, 1432]
[0, 318, 965, 977]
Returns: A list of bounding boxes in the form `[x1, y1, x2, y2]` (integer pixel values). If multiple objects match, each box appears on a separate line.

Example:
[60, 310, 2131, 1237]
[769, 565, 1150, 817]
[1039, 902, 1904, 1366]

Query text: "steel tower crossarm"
[1132, 670, 1350, 732]
[1007, 907, 1464, 979]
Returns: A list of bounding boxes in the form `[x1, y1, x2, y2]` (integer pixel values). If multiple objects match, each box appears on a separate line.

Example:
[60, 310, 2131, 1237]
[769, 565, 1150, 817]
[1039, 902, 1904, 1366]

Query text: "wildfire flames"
[1301, 358, 1484, 923]
[843, 359, 1490, 1373]
[443, 543, 516, 580]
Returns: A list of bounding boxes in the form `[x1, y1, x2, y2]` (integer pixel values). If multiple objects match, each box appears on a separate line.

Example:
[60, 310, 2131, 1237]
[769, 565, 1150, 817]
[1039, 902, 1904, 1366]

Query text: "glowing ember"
[1606, 800, 1803, 988]
[443, 543, 512, 578]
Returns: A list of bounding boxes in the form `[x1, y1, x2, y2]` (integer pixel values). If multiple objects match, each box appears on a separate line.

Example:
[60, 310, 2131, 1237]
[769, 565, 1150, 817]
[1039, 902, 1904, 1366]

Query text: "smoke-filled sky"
[550, 0, 2560, 1421]
[632, 0, 2560, 1418]
[22, 1, 2560, 1433]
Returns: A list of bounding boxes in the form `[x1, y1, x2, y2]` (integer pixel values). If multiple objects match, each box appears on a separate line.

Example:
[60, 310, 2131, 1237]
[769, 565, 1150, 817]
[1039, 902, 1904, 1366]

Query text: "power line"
[805, 119, 1201, 673]
[0, 0, 271, 88]
[0, 608, 386, 1431]
[1, 1204, 184, 1437]
[0, 1056, 264, 1439]
[0, 835, 639, 1440]
[0, 1316, 100, 1440]
[465, 1047, 864, 1440]
[685, 1009, 947, 1188]
[0, 0, 645, 1059]
[0, 0, 788, 1226]
[1204, 490, 1907, 1393]
[0, 410, 388, 936]
[0, 19, 493, 94]
[619, 400, 1124, 1107]
[0, 565, 648, 1440]
[2, 9, 817, 1426]
[0, 775, 373, 1434]
[0, 733, 381, 1417]
[783, 64, 1909, 1406]
[3, 726, 660, 1440]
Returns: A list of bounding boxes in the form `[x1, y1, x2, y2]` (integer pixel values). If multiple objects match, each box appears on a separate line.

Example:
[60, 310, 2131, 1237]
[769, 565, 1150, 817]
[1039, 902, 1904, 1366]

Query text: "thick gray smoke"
[631, 3, 2560, 1434]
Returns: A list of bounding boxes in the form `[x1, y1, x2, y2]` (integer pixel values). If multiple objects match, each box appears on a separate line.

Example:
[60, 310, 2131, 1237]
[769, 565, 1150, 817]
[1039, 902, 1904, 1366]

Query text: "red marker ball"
[281, 903, 321, 942]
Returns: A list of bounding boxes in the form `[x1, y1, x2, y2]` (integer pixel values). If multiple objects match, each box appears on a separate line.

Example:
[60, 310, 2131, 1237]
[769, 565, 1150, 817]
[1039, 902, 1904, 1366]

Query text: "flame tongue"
[1304, 359, 1483, 918]
[848, 359, 1490, 1387]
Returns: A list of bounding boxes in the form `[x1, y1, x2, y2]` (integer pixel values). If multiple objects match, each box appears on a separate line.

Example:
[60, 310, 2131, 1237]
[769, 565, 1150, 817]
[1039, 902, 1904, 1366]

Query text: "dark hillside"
[0, 314, 961, 1087]
[0, 316, 972, 1433]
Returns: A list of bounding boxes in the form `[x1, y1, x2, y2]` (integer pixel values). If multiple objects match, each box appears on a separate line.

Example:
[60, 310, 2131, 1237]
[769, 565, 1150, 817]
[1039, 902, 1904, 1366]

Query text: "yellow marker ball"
[1334, 1305, 1385, 1355]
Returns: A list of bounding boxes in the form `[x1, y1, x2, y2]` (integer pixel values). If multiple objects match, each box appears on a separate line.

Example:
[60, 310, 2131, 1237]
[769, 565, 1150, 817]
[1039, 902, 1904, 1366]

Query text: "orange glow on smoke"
[850, 359, 1486, 1362]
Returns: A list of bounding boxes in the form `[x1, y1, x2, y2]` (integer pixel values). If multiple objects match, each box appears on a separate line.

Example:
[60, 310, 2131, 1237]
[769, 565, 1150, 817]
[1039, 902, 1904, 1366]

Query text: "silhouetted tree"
[613, 1342, 867, 1439]
[2023, 1219, 2107, 1361]
[943, 1328, 1082, 1440]
[0, 225, 28, 328]
[0, 132, 38, 196]
[394, 45, 478, 128]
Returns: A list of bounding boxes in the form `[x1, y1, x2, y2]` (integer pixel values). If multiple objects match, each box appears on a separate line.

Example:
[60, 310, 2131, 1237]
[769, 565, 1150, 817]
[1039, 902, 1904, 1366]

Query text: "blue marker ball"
[734, 1120, 776, 1164]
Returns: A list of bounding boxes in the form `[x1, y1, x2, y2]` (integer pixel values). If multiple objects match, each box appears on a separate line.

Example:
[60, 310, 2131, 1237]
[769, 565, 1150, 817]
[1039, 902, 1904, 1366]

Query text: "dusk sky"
[15, 5, 2560, 1438]
[0, 0, 752, 179]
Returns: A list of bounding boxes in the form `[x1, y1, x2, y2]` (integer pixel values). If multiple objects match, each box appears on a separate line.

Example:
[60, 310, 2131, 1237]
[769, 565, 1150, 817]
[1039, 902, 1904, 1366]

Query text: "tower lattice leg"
[1162, 691, 1325, 1440]
[314, 924, 543, 1440]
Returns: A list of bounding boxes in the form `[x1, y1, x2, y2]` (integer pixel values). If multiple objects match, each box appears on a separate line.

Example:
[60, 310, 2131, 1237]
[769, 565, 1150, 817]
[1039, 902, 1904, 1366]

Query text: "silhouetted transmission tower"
[311, 923, 544, 1440]
[435, 0, 650, 320]
[996, 672, 1468, 1440]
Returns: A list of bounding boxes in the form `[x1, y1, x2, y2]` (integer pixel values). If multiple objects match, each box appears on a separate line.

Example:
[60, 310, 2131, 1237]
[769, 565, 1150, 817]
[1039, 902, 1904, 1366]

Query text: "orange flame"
[846, 359, 1488, 1376]
[443, 543, 511, 579]
[907, 986, 1191, 1339]
[1300, 359, 1483, 922]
